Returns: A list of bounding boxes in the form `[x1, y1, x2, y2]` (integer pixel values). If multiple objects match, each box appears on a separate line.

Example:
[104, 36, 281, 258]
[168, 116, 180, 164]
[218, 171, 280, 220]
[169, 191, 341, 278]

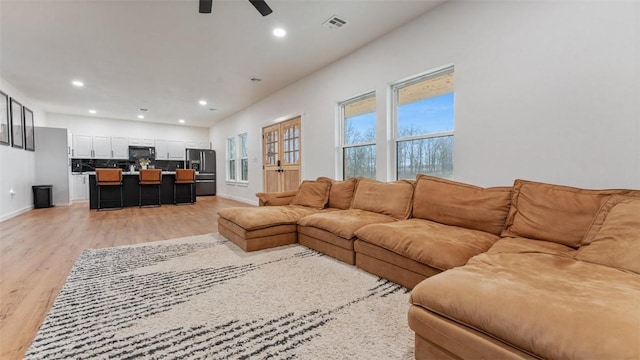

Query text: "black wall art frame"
[24, 106, 35, 151]
[10, 98, 23, 149]
[0, 91, 9, 146]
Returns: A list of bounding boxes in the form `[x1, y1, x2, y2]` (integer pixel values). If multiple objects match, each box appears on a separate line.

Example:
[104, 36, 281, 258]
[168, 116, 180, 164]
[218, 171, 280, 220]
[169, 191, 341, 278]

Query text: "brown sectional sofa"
[217, 176, 640, 359]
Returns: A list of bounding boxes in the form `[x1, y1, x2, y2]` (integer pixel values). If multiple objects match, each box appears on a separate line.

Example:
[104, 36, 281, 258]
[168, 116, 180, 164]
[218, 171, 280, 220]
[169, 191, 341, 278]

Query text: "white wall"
[0, 77, 47, 221]
[45, 113, 210, 143]
[210, 1, 640, 204]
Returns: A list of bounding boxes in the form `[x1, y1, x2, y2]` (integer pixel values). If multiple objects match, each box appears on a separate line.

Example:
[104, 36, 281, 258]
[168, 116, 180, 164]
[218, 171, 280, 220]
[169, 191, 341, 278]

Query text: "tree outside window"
[394, 67, 454, 180]
[340, 92, 376, 180]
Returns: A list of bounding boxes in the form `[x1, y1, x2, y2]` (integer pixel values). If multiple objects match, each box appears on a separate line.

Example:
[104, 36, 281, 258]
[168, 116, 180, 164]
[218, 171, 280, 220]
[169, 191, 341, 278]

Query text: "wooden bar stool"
[174, 169, 196, 205]
[139, 169, 162, 207]
[96, 168, 123, 211]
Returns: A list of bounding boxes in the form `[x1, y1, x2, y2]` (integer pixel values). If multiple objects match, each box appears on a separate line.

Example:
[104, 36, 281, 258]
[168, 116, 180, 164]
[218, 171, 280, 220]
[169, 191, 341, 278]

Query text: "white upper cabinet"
[143, 138, 155, 146]
[129, 138, 143, 146]
[92, 136, 112, 159]
[185, 140, 198, 149]
[73, 135, 93, 158]
[111, 137, 129, 159]
[198, 140, 210, 149]
[168, 140, 186, 160]
[155, 139, 168, 160]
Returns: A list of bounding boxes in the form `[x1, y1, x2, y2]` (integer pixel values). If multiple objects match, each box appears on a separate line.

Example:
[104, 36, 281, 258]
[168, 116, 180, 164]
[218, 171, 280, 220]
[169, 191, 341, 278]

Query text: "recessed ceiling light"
[88, 109, 96, 114]
[72, 80, 84, 87]
[273, 28, 286, 38]
[178, 119, 185, 123]
[137, 115, 144, 119]
[199, 100, 207, 106]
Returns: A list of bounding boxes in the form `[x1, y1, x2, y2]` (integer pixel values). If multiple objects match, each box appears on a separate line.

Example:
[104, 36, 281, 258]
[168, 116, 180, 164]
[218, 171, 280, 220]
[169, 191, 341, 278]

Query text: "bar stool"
[174, 169, 196, 205]
[139, 169, 162, 207]
[96, 168, 123, 211]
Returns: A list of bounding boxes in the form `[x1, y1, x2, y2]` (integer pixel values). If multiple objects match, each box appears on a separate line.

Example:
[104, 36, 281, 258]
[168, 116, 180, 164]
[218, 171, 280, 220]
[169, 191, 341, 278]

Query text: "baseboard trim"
[0, 205, 34, 223]
[214, 193, 257, 206]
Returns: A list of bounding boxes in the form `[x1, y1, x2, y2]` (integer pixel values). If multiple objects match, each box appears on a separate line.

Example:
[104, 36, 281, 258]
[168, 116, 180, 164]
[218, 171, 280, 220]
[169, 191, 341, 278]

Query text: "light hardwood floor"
[0, 196, 251, 360]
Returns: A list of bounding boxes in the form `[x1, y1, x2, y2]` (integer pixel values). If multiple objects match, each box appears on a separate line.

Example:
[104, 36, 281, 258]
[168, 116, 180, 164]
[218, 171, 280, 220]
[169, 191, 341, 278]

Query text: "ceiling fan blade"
[199, 0, 212, 14]
[249, 0, 273, 16]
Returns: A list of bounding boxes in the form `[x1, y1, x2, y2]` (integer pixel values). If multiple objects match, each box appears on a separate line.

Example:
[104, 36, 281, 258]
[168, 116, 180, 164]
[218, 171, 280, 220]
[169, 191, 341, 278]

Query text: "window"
[227, 137, 236, 181]
[340, 92, 376, 179]
[239, 133, 248, 182]
[393, 67, 454, 180]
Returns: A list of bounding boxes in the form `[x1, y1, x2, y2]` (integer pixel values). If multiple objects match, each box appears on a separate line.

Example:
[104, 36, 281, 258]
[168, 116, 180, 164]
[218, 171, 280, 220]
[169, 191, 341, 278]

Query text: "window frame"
[391, 66, 455, 180]
[226, 136, 236, 182]
[239, 132, 248, 183]
[339, 91, 377, 180]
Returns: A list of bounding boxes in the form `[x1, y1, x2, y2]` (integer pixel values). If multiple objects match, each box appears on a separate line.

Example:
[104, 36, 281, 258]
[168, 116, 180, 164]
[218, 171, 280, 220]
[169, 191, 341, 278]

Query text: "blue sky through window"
[398, 92, 454, 136]
[345, 92, 454, 143]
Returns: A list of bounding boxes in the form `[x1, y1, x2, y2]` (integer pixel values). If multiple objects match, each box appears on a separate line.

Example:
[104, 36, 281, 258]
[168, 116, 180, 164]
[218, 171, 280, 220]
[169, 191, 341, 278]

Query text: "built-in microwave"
[129, 146, 156, 161]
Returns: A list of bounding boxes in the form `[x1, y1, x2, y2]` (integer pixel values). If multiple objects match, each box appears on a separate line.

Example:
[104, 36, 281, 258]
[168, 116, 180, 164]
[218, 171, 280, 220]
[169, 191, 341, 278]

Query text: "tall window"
[393, 67, 454, 180]
[227, 137, 236, 181]
[239, 133, 248, 182]
[340, 92, 376, 179]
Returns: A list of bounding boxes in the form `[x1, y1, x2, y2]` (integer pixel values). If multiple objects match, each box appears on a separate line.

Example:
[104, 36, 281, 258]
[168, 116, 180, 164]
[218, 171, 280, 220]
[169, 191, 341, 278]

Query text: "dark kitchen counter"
[88, 173, 196, 209]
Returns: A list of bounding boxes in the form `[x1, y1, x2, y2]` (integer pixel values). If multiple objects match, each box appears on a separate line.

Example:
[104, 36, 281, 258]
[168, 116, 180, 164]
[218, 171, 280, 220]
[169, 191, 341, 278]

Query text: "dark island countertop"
[87, 173, 195, 209]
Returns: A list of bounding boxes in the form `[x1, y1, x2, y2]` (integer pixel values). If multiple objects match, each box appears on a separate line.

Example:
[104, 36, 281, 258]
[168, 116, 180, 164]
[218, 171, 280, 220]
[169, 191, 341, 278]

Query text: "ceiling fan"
[199, 0, 273, 17]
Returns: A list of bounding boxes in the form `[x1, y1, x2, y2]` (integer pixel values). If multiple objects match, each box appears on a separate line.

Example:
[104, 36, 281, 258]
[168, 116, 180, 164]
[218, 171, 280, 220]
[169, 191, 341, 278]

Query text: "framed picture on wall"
[24, 106, 35, 151]
[10, 98, 23, 149]
[0, 91, 9, 146]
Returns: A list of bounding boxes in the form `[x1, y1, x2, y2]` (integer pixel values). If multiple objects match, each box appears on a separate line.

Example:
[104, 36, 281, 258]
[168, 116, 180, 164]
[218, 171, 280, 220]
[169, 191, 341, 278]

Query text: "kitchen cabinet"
[155, 139, 168, 160]
[168, 140, 186, 160]
[130, 138, 155, 147]
[67, 131, 74, 158]
[129, 138, 143, 146]
[111, 136, 129, 159]
[71, 174, 89, 202]
[198, 140, 210, 149]
[186, 140, 198, 149]
[73, 135, 93, 158]
[73, 135, 130, 159]
[93, 136, 111, 158]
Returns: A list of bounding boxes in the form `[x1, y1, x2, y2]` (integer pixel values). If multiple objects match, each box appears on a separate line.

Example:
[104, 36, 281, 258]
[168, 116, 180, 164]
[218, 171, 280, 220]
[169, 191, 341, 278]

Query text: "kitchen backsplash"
[71, 159, 185, 173]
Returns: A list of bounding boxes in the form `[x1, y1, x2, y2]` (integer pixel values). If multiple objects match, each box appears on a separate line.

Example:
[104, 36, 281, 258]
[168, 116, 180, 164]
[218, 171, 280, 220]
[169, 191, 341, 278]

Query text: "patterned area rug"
[26, 233, 413, 359]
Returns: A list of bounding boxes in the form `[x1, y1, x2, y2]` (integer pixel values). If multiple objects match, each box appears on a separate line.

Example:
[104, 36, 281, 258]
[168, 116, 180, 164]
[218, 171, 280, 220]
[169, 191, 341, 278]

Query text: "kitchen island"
[88, 172, 196, 209]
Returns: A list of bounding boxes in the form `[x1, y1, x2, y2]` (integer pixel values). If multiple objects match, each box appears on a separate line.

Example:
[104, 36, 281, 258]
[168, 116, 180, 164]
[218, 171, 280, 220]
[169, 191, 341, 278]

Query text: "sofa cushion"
[290, 180, 331, 209]
[576, 196, 640, 274]
[412, 175, 511, 235]
[297, 209, 396, 240]
[350, 178, 414, 220]
[488, 237, 575, 258]
[317, 177, 358, 209]
[355, 219, 500, 271]
[410, 251, 640, 360]
[217, 205, 322, 231]
[501, 179, 635, 247]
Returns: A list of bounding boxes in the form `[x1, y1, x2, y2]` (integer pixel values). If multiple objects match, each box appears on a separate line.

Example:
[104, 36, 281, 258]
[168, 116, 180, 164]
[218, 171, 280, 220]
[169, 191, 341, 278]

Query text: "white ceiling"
[0, 0, 444, 128]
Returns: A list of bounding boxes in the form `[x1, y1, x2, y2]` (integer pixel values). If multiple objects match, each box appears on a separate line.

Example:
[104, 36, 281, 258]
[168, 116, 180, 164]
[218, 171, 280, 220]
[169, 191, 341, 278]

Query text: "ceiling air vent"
[322, 15, 346, 30]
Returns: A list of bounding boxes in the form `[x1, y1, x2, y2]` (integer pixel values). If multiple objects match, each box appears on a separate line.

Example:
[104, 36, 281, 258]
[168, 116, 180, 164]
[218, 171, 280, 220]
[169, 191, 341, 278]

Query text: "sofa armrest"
[255, 190, 298, 206]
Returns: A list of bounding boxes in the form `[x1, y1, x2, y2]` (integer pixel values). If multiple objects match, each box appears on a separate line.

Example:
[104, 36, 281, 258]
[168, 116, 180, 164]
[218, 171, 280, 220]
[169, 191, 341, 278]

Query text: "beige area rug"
[26, 233, 414, 359]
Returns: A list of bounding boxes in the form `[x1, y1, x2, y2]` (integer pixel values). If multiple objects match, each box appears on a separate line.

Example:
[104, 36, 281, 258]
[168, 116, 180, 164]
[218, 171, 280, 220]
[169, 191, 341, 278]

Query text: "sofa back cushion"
[317, 177, 358, 209]
[576, 196, 640, 274]
[501, 179, 636, 247]
[412, 175, 512, 235]
[290, 180, 331, 209]
[351, 178, 414, 219]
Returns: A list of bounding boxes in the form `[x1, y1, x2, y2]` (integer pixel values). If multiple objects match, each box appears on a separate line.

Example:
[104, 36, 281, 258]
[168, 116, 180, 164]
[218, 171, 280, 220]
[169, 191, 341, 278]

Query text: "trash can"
[32, 185, 53, 209]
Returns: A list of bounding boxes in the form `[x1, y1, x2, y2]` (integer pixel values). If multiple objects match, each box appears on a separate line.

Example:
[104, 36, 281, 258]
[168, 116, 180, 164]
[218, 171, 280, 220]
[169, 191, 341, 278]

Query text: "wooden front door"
[262, 117, 301, 192]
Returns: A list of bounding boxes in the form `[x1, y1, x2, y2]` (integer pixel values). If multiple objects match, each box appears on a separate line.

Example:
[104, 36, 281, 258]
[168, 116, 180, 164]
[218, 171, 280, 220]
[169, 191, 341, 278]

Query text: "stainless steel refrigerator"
[185, 149, 216, 196]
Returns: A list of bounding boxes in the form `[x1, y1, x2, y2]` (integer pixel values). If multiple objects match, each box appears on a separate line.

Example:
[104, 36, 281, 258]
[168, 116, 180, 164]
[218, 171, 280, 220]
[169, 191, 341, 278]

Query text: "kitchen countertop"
[82, 171, 195, 175]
